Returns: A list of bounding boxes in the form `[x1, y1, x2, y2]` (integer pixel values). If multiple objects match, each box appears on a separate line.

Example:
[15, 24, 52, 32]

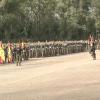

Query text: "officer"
[88, 34, 94, 53]
[21, 42, 26, 61]
[16, 43, 22, 66]
[90, 39, 96, 60]
[12, 44, 17, 63]
[25, 44, 29, 60]
[40, 43, 44, 57]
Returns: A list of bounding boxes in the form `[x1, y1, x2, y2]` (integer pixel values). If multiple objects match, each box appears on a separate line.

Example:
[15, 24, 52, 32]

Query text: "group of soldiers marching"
[0, 40, 87, 66]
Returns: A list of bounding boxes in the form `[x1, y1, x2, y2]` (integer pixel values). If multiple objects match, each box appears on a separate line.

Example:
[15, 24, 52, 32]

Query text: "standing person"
[12, 44, 17, 63]
[21, 42, 26, 61]
[88, 34, 96, 60]
[25, 44, 29, 60]
[88, 34, 93, 45]
[88, 34, 94, 52]
[16, 43, 22, 66]
[91, 40, 96, 60]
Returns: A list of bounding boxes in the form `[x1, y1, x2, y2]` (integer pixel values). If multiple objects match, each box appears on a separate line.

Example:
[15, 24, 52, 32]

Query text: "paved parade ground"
[0, 51, 100, 100]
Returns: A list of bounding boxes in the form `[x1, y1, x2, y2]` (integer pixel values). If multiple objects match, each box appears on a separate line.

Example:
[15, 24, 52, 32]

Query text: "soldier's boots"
[16, 62, 21, 66]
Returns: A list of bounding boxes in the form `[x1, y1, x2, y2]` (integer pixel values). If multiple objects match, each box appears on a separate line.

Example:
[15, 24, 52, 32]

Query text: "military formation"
[29, 41, 87, 58]
[0, 40, 87, 66]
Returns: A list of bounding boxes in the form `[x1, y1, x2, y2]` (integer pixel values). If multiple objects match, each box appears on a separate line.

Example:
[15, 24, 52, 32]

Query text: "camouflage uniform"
[16, 44, 22, 66]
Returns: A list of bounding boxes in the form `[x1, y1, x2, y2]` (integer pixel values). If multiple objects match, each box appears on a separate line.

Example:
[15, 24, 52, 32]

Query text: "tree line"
[0, 0, 100, 42]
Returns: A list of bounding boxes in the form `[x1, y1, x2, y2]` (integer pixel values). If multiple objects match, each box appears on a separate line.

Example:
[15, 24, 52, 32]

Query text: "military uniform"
[90, 42, 96, 60]
[16, 44, 22, 66]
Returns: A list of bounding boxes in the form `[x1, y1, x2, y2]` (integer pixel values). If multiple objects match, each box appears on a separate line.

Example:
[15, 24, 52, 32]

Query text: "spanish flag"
[8, 47, 12, 63]
[0, 47, 5, 64]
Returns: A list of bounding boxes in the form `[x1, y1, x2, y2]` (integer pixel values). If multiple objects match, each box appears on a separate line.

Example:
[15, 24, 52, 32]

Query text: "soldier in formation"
[15, 43, 22, 66]
[0, 40, 87, 65]
[29, 41, 86, 58]
[88, 34, 96, 60]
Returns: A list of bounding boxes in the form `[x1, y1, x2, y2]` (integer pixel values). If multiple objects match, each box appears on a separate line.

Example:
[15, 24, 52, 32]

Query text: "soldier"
[90, 39, 96, 60]
[40, 43, 44, 57]
[88, 34, 96, 60]
[88, 34, 94, 53]
[21, 42, 26, 61]
[25, 44, 29, 60]
[12, 44, 17, 63]
[16, 43, 22, 66]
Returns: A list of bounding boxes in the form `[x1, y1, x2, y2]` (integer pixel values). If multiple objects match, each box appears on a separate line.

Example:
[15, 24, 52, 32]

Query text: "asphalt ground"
[0, 51, 100, 100]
